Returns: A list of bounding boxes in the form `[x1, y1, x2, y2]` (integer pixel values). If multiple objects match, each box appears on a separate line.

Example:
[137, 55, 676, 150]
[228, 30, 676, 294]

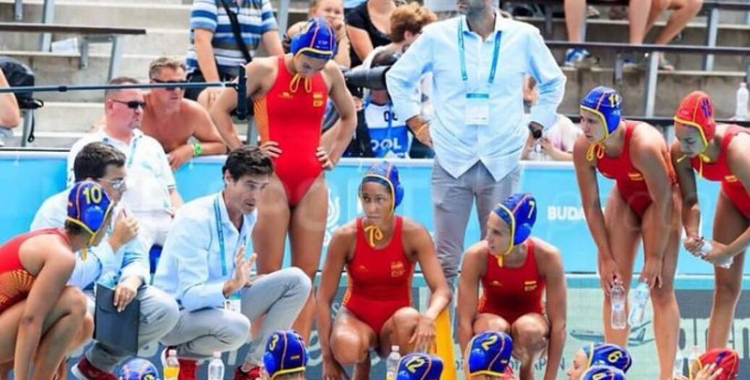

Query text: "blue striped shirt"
[186, 0, 279, 75]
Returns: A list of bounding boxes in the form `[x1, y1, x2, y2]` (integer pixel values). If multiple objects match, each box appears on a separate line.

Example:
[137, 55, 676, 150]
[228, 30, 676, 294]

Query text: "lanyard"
[457, 17, 502, 85]
[103, 135, 139, 168]
[364, 97, 396, 158]
[214, 196, 228, 276]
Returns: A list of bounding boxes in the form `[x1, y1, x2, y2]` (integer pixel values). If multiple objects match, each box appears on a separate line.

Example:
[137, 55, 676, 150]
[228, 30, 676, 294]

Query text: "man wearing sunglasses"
[140, 57, 227, 171]
[68, 77, 184, 260]
[31, 142, 180, 380]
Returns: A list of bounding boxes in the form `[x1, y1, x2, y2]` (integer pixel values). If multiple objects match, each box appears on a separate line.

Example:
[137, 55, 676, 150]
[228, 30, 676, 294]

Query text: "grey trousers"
[86, 285, 180, 371]
[432, 160, 521, 287]
[160, 267, 311, 365]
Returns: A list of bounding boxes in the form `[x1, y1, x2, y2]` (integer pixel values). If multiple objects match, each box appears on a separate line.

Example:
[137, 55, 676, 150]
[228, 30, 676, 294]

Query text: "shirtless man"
[141, 57, 227, 170]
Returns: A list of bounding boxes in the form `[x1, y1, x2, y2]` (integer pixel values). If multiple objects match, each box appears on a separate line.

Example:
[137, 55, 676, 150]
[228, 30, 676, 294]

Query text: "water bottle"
[701, 241, 733, 269]
[673, 348, 685, 377]
[736, 82, 749, 121]
[208, 351, 225, 380]
[610, 283, 627, 330]
[163, 349, 180, 380]
[385, 345, 401, 380]
[688, 345, 701, 377]
[628, 281, 650, 326]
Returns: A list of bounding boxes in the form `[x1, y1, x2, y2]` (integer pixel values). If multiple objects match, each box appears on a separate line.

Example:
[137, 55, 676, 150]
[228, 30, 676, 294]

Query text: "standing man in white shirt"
[67, 77, 184, 253]
[153, 146, 311, 380]
[31, 142, 180, 380]
[386, 0, 566, 290]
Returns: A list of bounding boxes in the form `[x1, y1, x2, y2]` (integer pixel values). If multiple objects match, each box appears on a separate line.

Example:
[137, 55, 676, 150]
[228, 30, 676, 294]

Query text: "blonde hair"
[148, 56, 186, 79]
[389, 3, 437, 43]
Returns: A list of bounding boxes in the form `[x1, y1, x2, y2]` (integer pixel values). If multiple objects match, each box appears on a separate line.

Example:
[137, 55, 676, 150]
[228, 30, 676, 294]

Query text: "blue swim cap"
[396, 353, 443, 380]
[118, 358, 159, 380]
[360, 161, 404, 210]
[466, 331, 513, 377]
[263, 330, 308, 379]
[66, 180, 114, 238]
[291, 17, 337, 60]
[580, 86, 623, 139]
[583, 343, 632, 373]
[581, 365, 627, 380]
[492, 193, 537, 254]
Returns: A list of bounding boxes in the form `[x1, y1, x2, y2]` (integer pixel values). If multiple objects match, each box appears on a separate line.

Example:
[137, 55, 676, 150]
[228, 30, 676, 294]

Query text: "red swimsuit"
[342, 217, 414, 333]
[595, 121, 675, 218]
[689, 126, 750, 218]
[0, 229, 68, 313]
[478, 239, 545, 325]
[254, 56, 328, 206]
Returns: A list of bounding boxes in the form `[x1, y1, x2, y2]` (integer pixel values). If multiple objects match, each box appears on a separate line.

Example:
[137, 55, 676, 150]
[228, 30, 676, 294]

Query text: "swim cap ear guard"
[66, 180, 114, 259]
[396, 353, 443, 380]
[580, 86, 623, 140]
[262, 330, 308, 379]
[674, 90, 716, 152]
[466, 331, 513, 377]
[583, 343, 633, 373]
[290, 17, 337, 60]
[492, 193, 537, 260]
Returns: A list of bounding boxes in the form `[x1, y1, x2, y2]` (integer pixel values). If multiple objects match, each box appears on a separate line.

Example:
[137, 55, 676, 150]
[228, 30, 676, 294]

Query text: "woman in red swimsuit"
[0, 181, 113, 380]
[316, 162, 451, 380]
[457, 193, 567, 380]
[211, 17, 357, 340]
[572, 86, 681, 380]
[671, 91, 750, 349]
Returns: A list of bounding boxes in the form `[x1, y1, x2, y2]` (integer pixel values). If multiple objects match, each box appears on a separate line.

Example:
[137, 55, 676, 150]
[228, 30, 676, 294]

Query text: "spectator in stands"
[32, 142, 180, 380]
[564, 0, 702, 69]
[0, 182, 107, 380]
[185, 0, 284, 109]
[153, 146, 311, 380]
[286, 0, 351, 68]
[0, 67, 20, 130]
[572, 87, 680, 380]
[457, 193, 566, 380]
[346, 0, 395, 68]
[211, 18, 356, 342]
[316, 162, 450, 380]
[360, 2, 437, 65]
[521, 77, 581, 161]
[671, 92, 750, 350]
[68, 77, 183, 253]
[141, 57, 227, 171]
[386, 2, 566, 289]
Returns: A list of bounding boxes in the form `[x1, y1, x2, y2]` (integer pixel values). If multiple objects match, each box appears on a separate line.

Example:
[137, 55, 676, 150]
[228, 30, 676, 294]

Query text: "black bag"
[0, 56, 44, 143]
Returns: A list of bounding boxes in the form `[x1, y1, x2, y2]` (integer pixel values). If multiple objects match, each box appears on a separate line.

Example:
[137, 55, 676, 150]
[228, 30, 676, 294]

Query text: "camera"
[342, 65, 391, 98]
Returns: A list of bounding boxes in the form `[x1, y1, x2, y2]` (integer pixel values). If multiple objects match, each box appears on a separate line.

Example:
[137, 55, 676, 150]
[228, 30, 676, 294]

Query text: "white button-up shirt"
[153, 192, 257, 311]
[386, 12, 566, 181]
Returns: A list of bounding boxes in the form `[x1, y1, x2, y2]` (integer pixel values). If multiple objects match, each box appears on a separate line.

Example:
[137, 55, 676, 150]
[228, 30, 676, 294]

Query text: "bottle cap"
[392, 345, 399, 352]
[168, 349, 177, 356]
[213, 351, 222, 358]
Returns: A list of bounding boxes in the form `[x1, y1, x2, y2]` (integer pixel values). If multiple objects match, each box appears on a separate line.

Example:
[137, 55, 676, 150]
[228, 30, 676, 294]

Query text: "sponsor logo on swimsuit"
[280, 91, 293, 99]
[390, 261, 405, 277]
[491, 280, 502, 287]
[627, 172, 644, 181]
[725, 175, 738, 183]
[357, 265, 368, 273]
[600, 170, 615, 180]
[524, 280, 537, 292]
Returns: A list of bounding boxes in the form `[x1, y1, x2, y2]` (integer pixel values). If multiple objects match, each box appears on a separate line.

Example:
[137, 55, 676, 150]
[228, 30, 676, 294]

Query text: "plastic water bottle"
[688, 345, 701, 377]
[628, 281, 650, 326]
[736, 82, 749, 121]
[208, 351, 225, 380]
[385, 346, 401, 380]
[701, 241, 733, 269]
[673, 348, 685, 377]
[163, 349, 180, 380]
[610, 283, 627, 330]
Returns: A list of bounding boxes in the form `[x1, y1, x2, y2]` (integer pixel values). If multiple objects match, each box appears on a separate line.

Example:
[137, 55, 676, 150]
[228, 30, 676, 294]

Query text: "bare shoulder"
[332, 219, 358, 242]
[19, 233, 74, 272]
[632, 122, 667, 151]
[247, 57, 278, 76]
[530, 237, 563, 272]
[464, 241, 488, 259]
[181, 98, 210, 117]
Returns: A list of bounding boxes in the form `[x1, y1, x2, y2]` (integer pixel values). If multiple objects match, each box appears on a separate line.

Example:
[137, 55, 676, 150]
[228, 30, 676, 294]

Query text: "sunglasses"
[112, 100, 146, 110]
[152, 79, 187, 90]
[102, 178, 126, 191]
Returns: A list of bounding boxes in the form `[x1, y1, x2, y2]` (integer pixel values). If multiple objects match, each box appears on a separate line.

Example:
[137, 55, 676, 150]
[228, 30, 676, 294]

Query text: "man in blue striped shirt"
[385, 0, 565, 310]
[186, 0, 285, 107]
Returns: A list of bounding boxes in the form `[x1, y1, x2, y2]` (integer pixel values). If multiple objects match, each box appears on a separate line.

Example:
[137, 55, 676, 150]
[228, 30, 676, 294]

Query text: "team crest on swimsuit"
[390, 261, 405, 277]
[524, 280, 537, 292]
[313, 92, 324, 107]
[627, 172, 644, 181]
